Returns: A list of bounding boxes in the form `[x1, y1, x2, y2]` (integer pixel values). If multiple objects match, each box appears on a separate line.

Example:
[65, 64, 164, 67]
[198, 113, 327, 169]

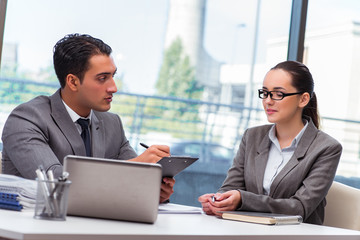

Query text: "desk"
[0, 209, 359, 240]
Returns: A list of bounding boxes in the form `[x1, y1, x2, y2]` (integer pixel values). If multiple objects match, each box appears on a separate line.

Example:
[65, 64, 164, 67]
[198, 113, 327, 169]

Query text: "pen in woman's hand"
[140, 142, 149, 149]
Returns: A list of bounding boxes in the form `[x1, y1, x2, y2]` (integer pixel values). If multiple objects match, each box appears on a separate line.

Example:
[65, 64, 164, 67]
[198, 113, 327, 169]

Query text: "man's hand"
[128, 145, 174, 203]
[160, 177, 175, 203]
[130, 145, 170, 163]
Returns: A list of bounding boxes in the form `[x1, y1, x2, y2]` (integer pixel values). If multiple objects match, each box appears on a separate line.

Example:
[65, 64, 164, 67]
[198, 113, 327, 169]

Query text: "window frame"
[287, 0, 308, 62]
[0, 0, 8, 68]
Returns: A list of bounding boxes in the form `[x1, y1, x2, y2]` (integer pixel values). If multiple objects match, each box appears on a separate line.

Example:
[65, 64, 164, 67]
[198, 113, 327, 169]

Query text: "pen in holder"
[34, 178, 71, 221]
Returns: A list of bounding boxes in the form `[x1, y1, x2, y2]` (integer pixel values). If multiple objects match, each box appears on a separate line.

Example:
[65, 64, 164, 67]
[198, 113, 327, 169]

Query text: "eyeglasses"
[258, 89, 304, 101]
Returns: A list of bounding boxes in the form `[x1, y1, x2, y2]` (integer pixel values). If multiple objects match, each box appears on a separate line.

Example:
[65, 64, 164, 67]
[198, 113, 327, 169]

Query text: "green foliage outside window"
[150, 38, 205, 139]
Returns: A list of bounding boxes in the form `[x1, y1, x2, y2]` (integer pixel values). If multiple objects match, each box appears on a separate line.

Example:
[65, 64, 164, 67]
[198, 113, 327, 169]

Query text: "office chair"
[324, 181, 360, 231]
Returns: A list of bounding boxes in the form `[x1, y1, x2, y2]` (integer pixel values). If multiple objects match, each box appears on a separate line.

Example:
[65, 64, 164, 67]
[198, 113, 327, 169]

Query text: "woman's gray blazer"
[219, 117, 342, 224]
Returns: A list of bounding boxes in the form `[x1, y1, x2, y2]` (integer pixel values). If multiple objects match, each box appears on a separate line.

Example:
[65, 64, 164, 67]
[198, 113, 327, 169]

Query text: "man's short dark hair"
[53, 33, 112, 88]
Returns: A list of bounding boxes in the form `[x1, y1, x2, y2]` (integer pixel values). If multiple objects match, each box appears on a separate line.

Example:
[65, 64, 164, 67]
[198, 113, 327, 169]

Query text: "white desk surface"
[0, 208, 359, 240]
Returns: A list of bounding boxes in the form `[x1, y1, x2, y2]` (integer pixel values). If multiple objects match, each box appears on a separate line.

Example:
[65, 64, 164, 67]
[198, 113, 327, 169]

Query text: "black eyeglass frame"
[258, 89, 305, 101]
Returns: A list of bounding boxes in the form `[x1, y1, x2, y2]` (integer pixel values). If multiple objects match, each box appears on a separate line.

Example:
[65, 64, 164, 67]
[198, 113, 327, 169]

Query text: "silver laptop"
[63, 155, 162, 223]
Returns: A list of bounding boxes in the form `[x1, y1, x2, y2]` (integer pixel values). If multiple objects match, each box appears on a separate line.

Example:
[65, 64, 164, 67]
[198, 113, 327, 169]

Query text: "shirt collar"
[268, 119, 309, 149]
[62, 100, 93, 123]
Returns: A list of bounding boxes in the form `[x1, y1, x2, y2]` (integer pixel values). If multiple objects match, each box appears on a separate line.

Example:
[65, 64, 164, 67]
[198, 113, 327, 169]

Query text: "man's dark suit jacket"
[2, 89, 137, 179]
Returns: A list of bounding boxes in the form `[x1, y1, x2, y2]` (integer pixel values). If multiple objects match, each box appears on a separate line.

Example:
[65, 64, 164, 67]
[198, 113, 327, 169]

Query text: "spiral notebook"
[63, 155, 162, 223]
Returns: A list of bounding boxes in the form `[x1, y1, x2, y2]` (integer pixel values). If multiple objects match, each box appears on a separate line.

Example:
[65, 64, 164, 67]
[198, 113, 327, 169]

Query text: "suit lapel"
[254, 134, 272, 194]
[91, 112, 105, 158]
[49, 89, 86, 156]
[269, 155, 300, 196]
[269, 119, 318, 196]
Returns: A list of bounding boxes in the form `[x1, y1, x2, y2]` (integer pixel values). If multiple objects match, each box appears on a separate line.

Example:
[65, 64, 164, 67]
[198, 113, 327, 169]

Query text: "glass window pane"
[306, 0, 360, 181]
[0, 0, 292, 206]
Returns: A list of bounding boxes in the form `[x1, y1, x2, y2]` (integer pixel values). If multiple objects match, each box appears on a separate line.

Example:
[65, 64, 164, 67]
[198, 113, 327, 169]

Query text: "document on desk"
[158, 203, 202, 214]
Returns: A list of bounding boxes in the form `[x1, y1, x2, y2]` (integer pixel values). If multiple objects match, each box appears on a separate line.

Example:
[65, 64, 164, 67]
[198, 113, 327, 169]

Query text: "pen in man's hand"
[140, 142, 171, 157]
[140, 142, 149, 149]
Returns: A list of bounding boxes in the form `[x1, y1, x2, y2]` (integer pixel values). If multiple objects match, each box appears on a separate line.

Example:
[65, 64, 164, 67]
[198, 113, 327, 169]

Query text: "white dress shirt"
[263, 120, 308, 195]
[62, 100, 92, 135]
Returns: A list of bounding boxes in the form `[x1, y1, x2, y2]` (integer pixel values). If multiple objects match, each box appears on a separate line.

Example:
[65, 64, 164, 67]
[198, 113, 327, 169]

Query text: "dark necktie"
[77, 118, 91, 156]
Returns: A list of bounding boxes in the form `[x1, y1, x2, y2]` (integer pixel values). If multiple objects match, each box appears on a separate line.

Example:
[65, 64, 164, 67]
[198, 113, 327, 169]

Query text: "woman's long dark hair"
[271, 61, 319, 129]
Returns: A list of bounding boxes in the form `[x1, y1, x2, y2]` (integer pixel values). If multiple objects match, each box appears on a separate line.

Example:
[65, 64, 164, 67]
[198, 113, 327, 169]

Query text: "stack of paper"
[0, 174, 37, 211]
[158, 203, 202, 214]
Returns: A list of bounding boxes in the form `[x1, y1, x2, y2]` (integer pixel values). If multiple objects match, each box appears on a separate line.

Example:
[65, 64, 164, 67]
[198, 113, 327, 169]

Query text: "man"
[2, 33, 174, 203]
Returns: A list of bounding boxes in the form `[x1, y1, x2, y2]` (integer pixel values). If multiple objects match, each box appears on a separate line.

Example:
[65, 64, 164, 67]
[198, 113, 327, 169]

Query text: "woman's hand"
[198, 190, 241, 216]
[198, 193, 216, 215]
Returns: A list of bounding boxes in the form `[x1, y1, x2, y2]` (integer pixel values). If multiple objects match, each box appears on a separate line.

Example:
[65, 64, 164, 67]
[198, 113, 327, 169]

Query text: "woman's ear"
[65, 74, 80, 91]
[299, 92, 310, 108]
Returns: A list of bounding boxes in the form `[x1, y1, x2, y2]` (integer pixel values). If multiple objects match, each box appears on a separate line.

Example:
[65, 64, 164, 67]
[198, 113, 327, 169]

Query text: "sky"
[2, 0, 360, 94]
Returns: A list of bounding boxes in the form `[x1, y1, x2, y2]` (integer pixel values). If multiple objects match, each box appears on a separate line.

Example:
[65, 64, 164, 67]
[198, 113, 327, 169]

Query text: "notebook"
[63, 155, 162, 223]
[219, 211, 303, 225]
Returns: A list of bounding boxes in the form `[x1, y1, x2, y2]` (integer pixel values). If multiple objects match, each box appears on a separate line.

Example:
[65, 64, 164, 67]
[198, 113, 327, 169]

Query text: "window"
[0, 0, 292, 206]
[305, 0, 360, 181]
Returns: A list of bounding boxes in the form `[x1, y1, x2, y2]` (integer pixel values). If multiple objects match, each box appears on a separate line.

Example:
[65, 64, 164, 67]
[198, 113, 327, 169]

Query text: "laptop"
[63, 155, 162, 223]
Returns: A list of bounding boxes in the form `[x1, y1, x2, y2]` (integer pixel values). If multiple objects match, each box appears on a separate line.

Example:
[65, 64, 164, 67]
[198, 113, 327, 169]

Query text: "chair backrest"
[324, 181, 360, 231]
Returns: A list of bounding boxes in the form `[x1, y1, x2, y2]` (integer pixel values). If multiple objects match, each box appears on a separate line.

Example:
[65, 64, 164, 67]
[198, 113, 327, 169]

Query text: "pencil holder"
[34, 179, 71, 221]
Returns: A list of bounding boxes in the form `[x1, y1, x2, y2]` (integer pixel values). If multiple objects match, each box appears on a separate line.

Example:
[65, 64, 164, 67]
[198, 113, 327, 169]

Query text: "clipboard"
[157, 156, 198, 177]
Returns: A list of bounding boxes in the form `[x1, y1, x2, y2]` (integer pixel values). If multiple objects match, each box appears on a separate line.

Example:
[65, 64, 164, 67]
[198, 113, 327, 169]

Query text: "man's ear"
[66, 74, 80, 91]
[299, 92, 310, 108]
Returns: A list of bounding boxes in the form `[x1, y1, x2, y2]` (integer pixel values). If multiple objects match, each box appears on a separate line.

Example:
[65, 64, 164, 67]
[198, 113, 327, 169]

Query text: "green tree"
[156, 37, 203, 100]
[143, 37, 204, 139]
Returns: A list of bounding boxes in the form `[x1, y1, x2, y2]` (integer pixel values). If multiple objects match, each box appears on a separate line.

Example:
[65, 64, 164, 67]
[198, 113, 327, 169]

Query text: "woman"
[198, 61, 342, 224]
